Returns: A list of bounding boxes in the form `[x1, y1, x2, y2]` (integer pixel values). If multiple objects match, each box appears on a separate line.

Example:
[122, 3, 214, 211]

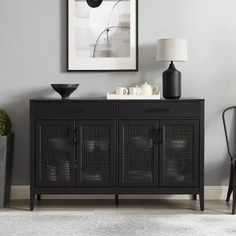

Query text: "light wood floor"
[0, 199, 234, 215]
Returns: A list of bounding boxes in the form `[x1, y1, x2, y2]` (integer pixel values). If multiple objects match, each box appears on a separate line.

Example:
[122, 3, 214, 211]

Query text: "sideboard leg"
[199, 190, 204, 211]
[192, 194, 197, 200]
[37, 195, 41, 200]
[30, 190, 35, 211]
[115, 194, 119, 206]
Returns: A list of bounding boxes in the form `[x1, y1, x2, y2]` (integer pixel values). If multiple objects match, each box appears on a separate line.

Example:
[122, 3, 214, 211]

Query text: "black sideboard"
[30, 99, 204, 211]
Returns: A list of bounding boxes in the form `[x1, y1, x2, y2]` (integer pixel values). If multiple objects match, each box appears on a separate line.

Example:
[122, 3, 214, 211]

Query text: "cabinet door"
[159, 120, 199, 187]
[119, 121, 158, 186]
[35, 121, 75, 186]
[76, 121, 116, 187]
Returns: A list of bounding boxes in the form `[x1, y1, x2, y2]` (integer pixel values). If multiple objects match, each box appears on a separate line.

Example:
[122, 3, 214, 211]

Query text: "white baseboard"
[10, 186, 229, 200]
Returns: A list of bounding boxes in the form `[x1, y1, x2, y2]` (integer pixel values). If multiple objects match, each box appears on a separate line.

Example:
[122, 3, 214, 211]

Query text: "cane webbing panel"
[164, 124, 194, 182]
[40, 125, 72, 184]
[80, 125, 111, 183]
[123, 125, 153, 183]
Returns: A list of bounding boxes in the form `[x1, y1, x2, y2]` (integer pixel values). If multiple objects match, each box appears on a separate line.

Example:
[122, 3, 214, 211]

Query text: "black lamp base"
[163, 61, 181, 99]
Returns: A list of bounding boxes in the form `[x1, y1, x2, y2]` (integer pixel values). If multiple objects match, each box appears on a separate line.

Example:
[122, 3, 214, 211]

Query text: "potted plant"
[0, 108, 14, 208]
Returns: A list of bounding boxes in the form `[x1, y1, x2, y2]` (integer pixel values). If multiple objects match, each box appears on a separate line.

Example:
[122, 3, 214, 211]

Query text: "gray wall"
[0, 0, 235, 185]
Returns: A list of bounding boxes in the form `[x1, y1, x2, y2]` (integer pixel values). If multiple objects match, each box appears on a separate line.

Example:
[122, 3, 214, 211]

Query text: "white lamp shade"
[156, 38, 188, 62]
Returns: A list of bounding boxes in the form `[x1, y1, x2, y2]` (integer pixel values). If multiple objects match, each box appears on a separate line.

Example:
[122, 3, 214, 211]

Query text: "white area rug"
[0, 212, 235, 236]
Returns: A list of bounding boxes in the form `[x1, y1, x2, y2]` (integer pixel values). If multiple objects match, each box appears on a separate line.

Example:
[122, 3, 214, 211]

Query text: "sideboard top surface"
[30, 98, 205, 103]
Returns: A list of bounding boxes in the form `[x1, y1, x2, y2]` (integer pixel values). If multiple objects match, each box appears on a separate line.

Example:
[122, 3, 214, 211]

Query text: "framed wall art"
[67, 0, 138, 71]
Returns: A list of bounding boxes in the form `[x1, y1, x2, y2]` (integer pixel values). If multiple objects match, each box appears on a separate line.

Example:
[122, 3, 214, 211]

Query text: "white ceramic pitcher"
[140, 82, 159, 96]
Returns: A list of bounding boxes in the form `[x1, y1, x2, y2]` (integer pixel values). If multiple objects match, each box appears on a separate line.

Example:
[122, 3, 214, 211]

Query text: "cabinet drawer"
[118, 102, 201, 118]
[32, 102, 116, 119]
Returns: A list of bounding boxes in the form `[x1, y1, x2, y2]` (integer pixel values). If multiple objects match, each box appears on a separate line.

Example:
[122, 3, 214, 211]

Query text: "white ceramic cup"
[129, 87, 141, 95]
[116, 87, 128, 95]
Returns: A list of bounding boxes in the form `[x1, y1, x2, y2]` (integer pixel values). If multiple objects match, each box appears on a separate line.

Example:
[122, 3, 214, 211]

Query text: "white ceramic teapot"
[140, 82, 159, 96]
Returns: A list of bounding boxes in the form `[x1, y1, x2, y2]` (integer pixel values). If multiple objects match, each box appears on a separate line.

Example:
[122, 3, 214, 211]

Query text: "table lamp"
[156, 38, 188, 99]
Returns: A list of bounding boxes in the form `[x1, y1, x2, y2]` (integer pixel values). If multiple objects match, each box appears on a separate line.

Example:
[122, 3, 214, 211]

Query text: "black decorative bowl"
[51, 84, 79, 100]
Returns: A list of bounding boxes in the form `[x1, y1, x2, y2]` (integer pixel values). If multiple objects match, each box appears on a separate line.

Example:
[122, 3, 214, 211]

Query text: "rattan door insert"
[35, 121, 75, 186]
[119, 120, 158, 186]
[76, 121, 116, 187]
[159, 120, 199, 187]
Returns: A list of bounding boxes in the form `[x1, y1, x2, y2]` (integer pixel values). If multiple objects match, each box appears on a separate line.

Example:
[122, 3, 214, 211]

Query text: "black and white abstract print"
[75, 0, 130, 58]
[68, 0, 137, 71]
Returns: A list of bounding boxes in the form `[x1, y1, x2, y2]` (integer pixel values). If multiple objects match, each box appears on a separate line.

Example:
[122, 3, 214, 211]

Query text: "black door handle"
[73, 128, 78, 144]
[149, 129, 163, 145]
[149, 129, 158, 145]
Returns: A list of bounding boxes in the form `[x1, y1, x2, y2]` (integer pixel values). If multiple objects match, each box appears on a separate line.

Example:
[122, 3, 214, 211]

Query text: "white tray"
[107, 92, 161, 100]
